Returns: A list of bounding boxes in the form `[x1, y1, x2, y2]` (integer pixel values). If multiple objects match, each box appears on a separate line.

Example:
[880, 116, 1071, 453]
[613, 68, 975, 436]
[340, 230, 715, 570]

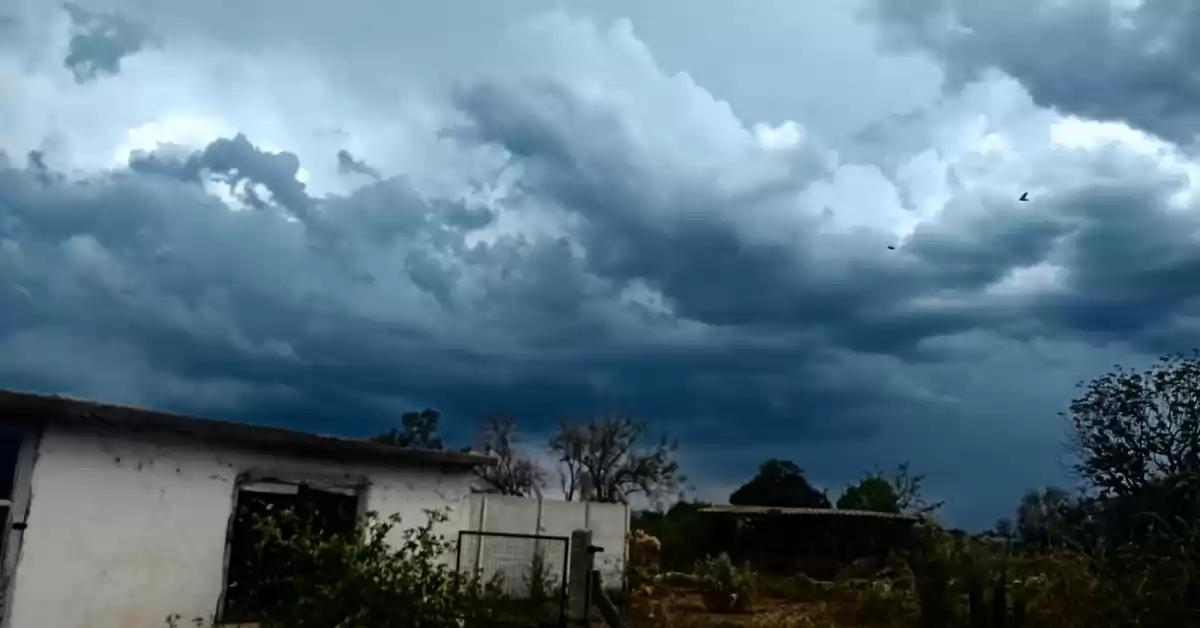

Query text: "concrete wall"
[458, 493, 629, 590]
[4, 426, 476, 628]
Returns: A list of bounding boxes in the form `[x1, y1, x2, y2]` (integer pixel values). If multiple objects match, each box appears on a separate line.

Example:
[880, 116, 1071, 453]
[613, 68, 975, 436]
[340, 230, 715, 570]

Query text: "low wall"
[457, 493, 629, 591]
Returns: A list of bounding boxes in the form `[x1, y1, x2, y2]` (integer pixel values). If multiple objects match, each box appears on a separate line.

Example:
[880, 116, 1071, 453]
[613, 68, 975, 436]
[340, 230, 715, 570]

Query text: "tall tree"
[548, 414, 683, 504]
[1064, 352, 1200, 498]
[1015, 486, 1072, 549]
[370, 409, 444, 450]
[471, 414, 545, 497]
[836, 475, 901, 513]
[835, 463, 942, 515]
[729, 459, 830, 508]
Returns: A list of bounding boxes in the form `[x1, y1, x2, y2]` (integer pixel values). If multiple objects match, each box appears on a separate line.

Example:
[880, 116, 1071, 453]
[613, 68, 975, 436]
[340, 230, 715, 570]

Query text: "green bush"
[694, 552, 756, 614]
[247, 507, 547, 628]
[895, 515, 1200, 628]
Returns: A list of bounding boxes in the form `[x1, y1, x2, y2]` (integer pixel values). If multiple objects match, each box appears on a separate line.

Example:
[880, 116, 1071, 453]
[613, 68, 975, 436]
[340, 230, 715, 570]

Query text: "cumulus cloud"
[4, 2, 1200, 527]
[865, 0, 1200, 144]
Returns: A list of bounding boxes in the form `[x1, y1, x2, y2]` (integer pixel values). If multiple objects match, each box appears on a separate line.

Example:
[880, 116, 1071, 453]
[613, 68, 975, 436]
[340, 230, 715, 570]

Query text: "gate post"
[566, 529, 594, 626]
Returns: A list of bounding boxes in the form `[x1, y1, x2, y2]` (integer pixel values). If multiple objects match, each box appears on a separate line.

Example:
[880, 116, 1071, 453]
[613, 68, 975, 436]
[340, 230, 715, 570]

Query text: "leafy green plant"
[246, 507, 545, 628]
[694, 552, 756, 614]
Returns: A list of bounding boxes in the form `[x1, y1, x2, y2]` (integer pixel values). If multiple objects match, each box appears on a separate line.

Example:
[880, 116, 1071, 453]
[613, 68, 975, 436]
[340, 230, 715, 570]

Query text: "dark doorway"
[0, 427, 24, 568]
[220, 481, 359, 624]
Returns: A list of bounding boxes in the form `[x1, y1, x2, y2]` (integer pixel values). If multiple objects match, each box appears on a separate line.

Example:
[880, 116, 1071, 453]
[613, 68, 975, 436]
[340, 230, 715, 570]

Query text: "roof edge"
[0, 389, 497, 469]
[699, 504, 920, 521]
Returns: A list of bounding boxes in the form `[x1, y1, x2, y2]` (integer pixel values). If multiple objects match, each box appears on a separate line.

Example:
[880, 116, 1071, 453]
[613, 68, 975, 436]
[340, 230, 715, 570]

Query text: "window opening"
[220, 481, 359, 623]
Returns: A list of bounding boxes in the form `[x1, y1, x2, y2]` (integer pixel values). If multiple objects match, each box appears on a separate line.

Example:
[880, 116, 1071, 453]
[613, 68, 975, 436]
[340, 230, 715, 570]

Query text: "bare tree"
[548, 414, 683, 505]
[472, 414, 545, 497]
[890, 462, 944, 516]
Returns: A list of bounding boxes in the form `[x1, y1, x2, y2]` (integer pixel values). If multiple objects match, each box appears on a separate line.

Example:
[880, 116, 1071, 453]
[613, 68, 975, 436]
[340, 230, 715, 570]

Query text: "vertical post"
[534, 493, 545, 586]
[455, 532, 464, 573]
[592, 568, 626, 628]
[620, 502, 630, 593]
[535, 492, 545, 535]
[567, 529, 594, 627]
[473, 494, 488, 575]
[558, 536, 571, 626]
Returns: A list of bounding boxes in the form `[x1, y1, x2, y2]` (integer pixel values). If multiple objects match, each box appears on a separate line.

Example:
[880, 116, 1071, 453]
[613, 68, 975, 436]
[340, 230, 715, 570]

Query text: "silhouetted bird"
[1019, 192, 1029, 201]
[887, 245, 896, 250]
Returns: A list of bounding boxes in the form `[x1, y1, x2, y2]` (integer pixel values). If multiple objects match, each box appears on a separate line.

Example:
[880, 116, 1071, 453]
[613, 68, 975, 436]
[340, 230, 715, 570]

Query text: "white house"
[0, 389, 496, 628]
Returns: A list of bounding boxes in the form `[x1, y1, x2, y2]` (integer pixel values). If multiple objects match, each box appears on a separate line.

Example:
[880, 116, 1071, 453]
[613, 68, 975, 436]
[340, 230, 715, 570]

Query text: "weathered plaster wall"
[4, 427, 476, 628]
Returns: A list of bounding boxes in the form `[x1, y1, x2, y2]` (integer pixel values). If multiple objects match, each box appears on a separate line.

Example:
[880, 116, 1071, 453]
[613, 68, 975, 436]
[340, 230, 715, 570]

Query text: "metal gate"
[455, 530, 570, 627]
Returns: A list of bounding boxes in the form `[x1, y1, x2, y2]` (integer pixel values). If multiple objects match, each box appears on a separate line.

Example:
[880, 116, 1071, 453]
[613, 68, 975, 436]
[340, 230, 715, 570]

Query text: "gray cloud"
[62, 2, 151, 83]
[866, 0, 1200, 144]
[4, 5, 1200, 528]
[337, 149, 381, 180]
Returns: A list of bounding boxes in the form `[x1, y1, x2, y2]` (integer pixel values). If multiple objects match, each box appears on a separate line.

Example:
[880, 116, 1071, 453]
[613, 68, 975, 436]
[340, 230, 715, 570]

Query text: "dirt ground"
[595, 590, 882, 628]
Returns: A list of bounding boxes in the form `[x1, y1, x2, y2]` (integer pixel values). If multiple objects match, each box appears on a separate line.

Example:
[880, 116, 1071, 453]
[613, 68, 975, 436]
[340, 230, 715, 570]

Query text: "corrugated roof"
[699, 504, 920, 521]
[0, 389, 496, 469]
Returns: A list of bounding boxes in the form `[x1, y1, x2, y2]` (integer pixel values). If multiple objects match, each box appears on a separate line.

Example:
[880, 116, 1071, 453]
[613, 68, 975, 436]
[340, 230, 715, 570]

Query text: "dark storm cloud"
[10, 8, 1200, 527]
[130, 134, 315, 221]
[62, 2, 151, 83]
[0, 130, 918, 455]
[866, 0, 1200, 143]
[336, 149, 382, 180]
[451, 74, 1196, 361]
[450, 79, 897, 330]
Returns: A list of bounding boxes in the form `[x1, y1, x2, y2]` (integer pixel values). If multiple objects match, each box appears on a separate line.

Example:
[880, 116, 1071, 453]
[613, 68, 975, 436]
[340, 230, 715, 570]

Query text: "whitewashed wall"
[4, 427, 476, 628]
[458, 493, 629, 590]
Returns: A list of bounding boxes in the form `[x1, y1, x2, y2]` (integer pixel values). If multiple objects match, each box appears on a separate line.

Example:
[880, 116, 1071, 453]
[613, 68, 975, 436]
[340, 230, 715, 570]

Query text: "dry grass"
[614, 522, 1200, 628]
[611, 570, 915, 628]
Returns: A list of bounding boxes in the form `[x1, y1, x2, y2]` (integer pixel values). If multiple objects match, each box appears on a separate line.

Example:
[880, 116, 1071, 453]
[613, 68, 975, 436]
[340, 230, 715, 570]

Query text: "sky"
[2, 0, 1198, 530]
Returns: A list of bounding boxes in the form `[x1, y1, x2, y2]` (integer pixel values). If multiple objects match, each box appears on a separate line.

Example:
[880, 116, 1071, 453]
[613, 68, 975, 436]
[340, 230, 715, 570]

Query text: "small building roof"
[0, 389, 496, 469]
[699, 504, 920, 521]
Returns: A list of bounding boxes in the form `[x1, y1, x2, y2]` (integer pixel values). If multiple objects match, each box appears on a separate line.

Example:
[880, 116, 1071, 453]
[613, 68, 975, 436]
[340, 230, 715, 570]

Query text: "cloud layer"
[3, 1, 1199, 527]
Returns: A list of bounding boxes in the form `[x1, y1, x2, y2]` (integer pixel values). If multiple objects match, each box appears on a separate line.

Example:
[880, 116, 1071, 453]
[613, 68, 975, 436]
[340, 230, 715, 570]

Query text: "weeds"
[694, 553, 756, 614]
[241, 507, 550, 628]
[621, 514, 1200, 628]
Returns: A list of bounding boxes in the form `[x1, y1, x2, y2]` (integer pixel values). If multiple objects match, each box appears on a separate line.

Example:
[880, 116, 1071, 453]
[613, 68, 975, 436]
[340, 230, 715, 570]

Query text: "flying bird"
[1019, 192, 1029, 201]
[887, 245, 896, 250]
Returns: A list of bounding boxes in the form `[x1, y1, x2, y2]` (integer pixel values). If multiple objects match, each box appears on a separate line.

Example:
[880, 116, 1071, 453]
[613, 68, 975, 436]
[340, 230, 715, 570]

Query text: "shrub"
[694, 552, 756, 614]
[247, 507, 544, 628]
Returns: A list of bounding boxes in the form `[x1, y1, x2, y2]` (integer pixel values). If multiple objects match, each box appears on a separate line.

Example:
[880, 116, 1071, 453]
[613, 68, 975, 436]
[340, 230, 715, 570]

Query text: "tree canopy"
[836, 475, 900, 513]
[729, 459, 830, 509]
[1064, 351, 1200, 498]
[834, 462, 941, 515]
[370, 408, 444, 450]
